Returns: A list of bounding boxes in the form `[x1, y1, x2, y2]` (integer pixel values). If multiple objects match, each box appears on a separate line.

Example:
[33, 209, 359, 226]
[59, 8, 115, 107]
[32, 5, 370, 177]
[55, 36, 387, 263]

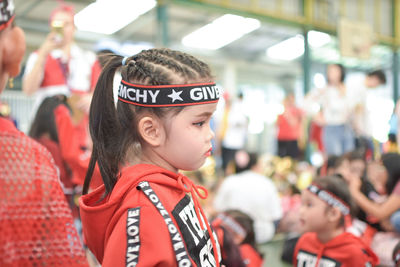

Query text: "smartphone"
[51, 20, 64, 41]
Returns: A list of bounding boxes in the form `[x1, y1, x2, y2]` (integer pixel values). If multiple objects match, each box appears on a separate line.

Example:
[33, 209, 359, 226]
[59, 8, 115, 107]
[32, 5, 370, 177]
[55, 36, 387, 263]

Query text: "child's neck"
[316, 226, 344, 244]
[139, 147, 179, 173]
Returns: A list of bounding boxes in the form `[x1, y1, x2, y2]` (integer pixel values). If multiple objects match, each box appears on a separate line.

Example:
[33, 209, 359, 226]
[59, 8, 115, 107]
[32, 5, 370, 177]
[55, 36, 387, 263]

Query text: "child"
[294, 176, 379, 266]
[211, 213, 246, 267]
[80, 48, 222, 266]
[225, 210, 264, 267]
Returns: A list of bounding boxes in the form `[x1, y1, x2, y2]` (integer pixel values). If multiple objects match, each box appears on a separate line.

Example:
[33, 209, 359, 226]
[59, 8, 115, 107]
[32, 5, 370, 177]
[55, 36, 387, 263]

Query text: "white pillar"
[222, 61, 237, 98]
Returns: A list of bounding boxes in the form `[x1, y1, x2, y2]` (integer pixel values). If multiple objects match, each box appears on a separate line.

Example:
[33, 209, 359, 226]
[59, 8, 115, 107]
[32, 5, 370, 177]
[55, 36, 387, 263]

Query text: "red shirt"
[80, 164, 221, 267]
[0, 117, 88, 266]
[277, 106, 302, 141]
[294, 232, 379, 267]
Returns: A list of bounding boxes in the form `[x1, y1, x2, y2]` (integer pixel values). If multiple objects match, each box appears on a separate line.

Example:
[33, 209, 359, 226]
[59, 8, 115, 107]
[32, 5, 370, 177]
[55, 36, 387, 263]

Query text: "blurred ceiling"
[13, 0, 394, 87]
[14, 0, 305, 85]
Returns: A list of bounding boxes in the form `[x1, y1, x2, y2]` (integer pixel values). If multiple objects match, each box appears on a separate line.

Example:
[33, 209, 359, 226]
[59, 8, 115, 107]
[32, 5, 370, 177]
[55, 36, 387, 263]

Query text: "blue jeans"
[390, 210, 400, 233]
[323, 124, 355, 156]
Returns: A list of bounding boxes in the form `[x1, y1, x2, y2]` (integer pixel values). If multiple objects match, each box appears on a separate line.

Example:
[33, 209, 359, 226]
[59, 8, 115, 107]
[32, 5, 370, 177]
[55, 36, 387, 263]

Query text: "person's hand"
[38, 32, 63, 56]
[348, 174, 362, 193]
[76, 93, 93, 114]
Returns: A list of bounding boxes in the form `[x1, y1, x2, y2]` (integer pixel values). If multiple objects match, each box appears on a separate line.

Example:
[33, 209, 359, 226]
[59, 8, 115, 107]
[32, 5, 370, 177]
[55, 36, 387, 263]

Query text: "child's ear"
[2, 26, 26, 77]
[327, 207, 342, 223]
[138, 116, 164, 147]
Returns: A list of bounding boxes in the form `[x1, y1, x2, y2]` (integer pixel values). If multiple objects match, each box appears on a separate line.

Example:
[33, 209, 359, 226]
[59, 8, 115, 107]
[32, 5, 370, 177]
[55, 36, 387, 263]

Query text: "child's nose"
[209, 128, 215, 139]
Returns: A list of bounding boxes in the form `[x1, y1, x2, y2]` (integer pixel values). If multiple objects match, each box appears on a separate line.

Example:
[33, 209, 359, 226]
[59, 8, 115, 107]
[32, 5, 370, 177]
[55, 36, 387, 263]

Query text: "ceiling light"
[267, 35, 304, 61]
[182, 14, 260, 50]
[266, 30, 331, 61]
[308, 30, 331, 48]
[75, 0, 156, 35]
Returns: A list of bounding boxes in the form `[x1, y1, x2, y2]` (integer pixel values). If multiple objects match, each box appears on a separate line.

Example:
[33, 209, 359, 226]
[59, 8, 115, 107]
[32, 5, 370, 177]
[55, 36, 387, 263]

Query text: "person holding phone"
[22, 3, 101, 116]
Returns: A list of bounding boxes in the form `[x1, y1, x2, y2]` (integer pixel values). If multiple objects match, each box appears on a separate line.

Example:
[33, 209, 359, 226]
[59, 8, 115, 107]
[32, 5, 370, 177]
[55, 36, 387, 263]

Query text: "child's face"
[158, 102, 217, 172]
[349, 159, 365, 178]
[299, 189, 330, 234]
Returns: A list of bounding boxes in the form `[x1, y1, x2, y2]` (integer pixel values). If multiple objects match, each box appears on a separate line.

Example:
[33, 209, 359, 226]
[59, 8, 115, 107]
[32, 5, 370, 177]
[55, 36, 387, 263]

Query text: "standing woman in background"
[0, 0, 88, 266]
[305, 64, 355, 156]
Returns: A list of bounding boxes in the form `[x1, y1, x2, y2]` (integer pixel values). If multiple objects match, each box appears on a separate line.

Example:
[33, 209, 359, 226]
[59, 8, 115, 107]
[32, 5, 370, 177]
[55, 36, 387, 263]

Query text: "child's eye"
[193, 121, 205, 127]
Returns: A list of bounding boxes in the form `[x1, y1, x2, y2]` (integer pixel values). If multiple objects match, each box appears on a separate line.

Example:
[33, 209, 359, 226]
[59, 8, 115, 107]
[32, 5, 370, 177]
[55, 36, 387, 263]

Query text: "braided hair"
[84, 48, 213, 194]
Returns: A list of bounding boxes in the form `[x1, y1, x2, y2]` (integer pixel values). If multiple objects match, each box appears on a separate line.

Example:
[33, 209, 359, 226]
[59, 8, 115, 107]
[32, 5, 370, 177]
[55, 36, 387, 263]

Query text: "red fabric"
[36, 136, 72, 190]
[277, 107, 302, 140]
[40, 52, 101, 92]
[41, 54, 67, 87]
[54, 105, 102, 189]
[240, 244, 263, 267]
[0, 117, 88, 266]
[309, 121, 324, 151]
[90, 59, 101, 91]
[79, 164, 221, 267]
[293, 232, 379, 267]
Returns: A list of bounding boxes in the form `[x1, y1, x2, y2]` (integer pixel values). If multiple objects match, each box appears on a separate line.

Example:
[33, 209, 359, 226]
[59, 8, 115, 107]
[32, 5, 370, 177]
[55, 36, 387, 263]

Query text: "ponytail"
[83, 48, 215, 195]
[83, 54, 124, 195]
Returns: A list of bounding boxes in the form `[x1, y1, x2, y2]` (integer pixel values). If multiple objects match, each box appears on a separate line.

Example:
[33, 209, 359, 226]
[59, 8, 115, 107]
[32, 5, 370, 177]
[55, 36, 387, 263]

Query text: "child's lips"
[205, 148, 212, 156]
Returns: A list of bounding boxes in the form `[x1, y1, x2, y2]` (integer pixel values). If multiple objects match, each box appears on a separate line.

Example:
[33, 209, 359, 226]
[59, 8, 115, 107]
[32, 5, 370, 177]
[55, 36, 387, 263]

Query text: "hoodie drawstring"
[177, 174, 220, 267]
[315, 245, 325, 267]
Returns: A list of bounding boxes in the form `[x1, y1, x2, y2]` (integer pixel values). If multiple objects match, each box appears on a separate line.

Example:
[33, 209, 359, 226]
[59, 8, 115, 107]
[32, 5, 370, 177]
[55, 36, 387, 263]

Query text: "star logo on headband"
[168, 89, 183, 103]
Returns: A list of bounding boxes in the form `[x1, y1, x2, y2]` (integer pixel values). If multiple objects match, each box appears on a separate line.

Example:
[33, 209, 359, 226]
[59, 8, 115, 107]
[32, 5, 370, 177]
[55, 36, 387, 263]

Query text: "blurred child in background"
[294, 176, 378, 266]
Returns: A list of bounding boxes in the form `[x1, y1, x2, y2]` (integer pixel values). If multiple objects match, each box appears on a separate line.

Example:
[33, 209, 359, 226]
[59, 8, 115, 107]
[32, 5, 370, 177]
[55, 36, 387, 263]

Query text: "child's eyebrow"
[195, 111, 213, 117]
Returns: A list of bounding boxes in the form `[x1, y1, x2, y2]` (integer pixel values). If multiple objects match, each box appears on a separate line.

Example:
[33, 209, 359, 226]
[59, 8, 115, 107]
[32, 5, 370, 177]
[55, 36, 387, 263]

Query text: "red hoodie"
[80, 164, 221, 267]
[294, 232, 379, 267]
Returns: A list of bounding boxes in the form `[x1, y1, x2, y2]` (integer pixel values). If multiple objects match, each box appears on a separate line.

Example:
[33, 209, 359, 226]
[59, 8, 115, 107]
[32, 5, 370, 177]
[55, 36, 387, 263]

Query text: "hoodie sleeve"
[101, 204, 180, 267]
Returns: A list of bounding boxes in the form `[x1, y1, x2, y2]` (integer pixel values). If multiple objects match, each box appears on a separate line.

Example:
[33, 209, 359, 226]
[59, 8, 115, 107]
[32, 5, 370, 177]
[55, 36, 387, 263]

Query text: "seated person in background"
[29, 96, 102, 192]
[350, 153, 400, 232]
[213, 151, 282, 244]
[29, 96, 73, 193]
[212, 210, 263, 267]
[211, 213, 245, 267]
[294, 176, 379, 267]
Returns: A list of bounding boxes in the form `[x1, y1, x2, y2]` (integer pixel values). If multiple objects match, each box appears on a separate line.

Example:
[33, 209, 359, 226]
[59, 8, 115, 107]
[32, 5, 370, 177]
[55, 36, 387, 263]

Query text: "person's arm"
[22, 32, 60, 95]
[350, 177, 400, 220]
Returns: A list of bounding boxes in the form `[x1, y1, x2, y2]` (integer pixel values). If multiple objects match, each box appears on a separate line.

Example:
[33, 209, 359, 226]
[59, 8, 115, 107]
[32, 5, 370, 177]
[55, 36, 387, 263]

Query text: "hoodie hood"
[79, 164, 220, 266]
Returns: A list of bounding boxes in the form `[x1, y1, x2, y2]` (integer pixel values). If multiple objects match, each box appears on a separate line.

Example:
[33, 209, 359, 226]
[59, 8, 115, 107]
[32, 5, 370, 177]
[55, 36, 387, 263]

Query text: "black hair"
[327, 155, 340, 169]
[393, 240, 400, 267]
[381, 153, 400, 195]
[29, 96, 68, 143]
[233, 151, 259, 174]
[327, 63, 346, 84]
[211, 219, 245, 267]
[224, 210, 264, 259]
[346, 150, 365, 162]
[83, 48, 213, 194]
[313, 175, 355, 226]
[97, 50, 117, 68]
[367, 69, 386, 85]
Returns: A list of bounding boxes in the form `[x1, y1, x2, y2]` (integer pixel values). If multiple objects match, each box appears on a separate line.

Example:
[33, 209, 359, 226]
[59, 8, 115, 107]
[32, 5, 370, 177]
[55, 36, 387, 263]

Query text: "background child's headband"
[307, 183, 350, 216]
[0, 0, 14, 32]
[118, 80, 220, 107]
[213, 213, 246, 240]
